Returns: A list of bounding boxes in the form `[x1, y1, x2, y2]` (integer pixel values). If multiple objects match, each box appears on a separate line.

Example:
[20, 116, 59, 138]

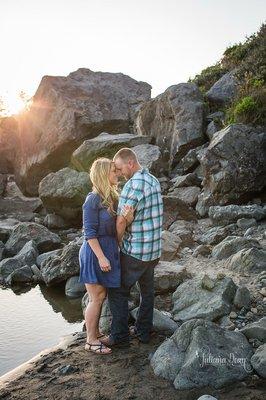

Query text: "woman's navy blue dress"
[79, 192, 121, 287]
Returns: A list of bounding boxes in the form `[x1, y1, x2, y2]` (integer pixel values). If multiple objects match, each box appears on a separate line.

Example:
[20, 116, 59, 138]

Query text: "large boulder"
[0, 240, 38, 281]
[40, 241, 80, 286]
[196, 124, 266, 216]
[206, 70, 239, 105]
[5, 222, 61, 256]
[208, 204, 266, 225]
[154, 261, 188, 294]
[212, 236, 261, 260]
[168, 220, 195, 247]
[226, 247, 266, 275]
[0, 218, 20, 242]
[65, 276, 86, 298]
[162, 195, 197, 229]
[241, 317, 266, 343]
[39, 167, 91, 221]
[71, 132, 150, 171]
[131, 307, 178, 334]
[161, 231, 182, 261]
[134, 83, 205, 169]
[172, 275, 236, 322]
[169, 186, 201, 207]
[131, 144, 163, 175]
[9, 68, 151, 195]
[251, 344, 266, 378]
[151, 319, 253, 390]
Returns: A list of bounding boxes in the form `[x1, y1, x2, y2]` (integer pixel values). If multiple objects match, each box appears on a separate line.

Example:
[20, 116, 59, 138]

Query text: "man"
[101, 147, 163, 347]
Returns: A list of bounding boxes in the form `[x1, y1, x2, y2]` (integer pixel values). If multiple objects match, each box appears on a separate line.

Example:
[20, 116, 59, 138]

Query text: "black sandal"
[85, 342, 112, 354]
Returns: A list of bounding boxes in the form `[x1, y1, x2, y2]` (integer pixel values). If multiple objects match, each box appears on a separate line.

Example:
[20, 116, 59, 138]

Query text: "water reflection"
[40, 283, 83, 323]
[0, 283, 84, 377]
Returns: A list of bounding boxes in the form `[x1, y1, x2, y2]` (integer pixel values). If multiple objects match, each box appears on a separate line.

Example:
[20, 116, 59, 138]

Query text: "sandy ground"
[0, 333, 265, 400]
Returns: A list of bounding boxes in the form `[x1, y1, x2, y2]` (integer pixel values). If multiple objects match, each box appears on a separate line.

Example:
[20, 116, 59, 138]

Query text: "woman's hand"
[98, 256, 111, 272]
[121, 204, 135, 226]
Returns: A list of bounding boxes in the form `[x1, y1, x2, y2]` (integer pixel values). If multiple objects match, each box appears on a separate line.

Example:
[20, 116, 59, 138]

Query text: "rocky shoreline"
[0, 50, 266, 398]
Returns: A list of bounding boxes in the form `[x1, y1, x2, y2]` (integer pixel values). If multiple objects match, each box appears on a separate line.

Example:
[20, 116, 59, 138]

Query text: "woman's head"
[89, 158, 119, 213]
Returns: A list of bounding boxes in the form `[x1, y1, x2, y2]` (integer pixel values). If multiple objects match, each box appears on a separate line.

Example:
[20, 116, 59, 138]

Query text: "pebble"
[230, 311, 238, 319]
[259, 287, 266, 297]
[251, 307, 258, 314]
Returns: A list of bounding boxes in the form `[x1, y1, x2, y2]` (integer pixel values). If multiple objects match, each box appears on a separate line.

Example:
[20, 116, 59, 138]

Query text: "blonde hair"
[89, 158, 119, 214]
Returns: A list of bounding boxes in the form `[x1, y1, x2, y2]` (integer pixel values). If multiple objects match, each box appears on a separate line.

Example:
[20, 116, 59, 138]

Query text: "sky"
[0, 0, 265, 111]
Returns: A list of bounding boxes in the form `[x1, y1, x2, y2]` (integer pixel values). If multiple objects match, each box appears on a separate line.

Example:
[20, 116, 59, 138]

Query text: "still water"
[0, 284, 84, 377]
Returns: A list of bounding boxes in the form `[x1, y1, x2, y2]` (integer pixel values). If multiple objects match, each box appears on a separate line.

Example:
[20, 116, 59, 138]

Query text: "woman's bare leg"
[84, 283, 111, 353]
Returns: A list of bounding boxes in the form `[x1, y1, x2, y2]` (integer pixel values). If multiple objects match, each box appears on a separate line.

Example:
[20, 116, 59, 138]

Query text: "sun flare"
[0, 91, 31, 117]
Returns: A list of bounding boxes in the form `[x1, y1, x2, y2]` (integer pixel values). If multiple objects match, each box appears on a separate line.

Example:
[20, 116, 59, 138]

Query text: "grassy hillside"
[190, 23, 266, 127]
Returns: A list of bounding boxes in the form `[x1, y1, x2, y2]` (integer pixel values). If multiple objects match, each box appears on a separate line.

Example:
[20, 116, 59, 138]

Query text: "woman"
[79, 158, 133, 355]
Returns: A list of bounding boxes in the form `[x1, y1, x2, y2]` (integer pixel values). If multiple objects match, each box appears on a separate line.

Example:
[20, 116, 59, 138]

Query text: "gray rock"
[0, 218, 20, 242]
[226, 247, 266, 275]
[219, 315, 235, 331]
[65, 276, 86, 298]
[237, 218, 257, 229]
[251, 344, 266, 378]
[44, 214, 70, 230]
[163, 195, 197, 229]
[134, 83, 205, 169]
[212, 236, 261, 260]
[201, 274, 215, 290]
[30, 264, 44, 282]
[208, 204, 265, 225]
[71, 132, 150, 172]
[192, 244, 211, 257]
[0, 174, 7, 196]
[10, 68, 151, 195]
[151, 319, 253, 390]
[14, 240, 39, 266]
[170, 173, 201, 188]
[154, 261, 188, 294]
[36, 249, 61, 268]
[172, 275, 236, 322]
[39, 168, 91, 222]
[6, 265, 34, 285]
[177, 144, 207, 173]
[161, 231, 182, 261]
[234, 286, 251, 309]
[0, 241, 5, 261]
[196, 125, 266, 216]
[169, 186, 201, 207]
[244, 227, 257, 237]
[206, 70, 239, 105]
[197, 396, 218, 400]
[131, 307, 178, 334]
[0, 258, 24, 280]
[241, 317, 266, 343]
[168, 220, 195, 247]
[199, 225, 236, 245]
[206, 120, 223, 140]
[132, 144, 163, 175]
[5, 222, 61, 256]
[40, 241, 80, 286]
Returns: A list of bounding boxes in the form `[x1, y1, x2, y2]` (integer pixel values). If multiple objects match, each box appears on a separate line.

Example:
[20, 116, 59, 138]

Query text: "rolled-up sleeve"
[83, 195, 99, 240]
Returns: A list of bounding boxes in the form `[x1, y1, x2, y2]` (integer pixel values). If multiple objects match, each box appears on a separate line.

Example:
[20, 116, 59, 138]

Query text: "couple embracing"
[79, 148, 163, 354]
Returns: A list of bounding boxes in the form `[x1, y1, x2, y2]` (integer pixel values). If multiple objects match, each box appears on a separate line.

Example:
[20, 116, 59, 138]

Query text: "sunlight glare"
[0, 91, 30, 116]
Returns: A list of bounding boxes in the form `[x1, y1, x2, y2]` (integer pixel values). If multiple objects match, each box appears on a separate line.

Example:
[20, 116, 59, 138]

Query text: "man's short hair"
[113, 148, 138, 163]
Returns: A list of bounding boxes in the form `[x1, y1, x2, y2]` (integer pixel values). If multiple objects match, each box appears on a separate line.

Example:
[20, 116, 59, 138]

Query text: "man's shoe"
[99, 335, 130, 348]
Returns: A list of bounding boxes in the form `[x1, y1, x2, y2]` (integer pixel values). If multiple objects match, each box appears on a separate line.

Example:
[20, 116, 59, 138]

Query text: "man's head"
[113, 148, 141, 179]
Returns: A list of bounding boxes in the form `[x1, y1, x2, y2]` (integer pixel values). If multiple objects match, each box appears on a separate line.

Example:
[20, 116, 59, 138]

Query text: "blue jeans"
[108, 252, 159, 343]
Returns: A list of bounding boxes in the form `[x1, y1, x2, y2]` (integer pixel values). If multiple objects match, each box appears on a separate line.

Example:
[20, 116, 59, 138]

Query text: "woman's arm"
[83, 195, 111, 272]
[87, 239, 111, 272]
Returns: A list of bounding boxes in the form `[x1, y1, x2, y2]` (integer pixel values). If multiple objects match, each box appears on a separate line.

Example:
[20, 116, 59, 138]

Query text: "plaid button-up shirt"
[117, 168, 163, 261]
